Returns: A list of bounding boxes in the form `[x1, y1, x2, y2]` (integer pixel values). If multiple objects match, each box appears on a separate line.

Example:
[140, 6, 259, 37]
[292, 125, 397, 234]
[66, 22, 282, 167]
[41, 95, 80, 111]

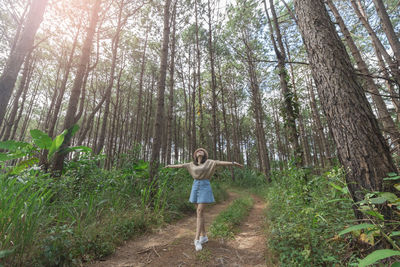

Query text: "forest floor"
[88, 191, 274, 267]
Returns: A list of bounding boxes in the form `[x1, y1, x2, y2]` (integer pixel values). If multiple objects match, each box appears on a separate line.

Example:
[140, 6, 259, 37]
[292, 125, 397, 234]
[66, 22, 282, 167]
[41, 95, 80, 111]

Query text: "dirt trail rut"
[88, 192, 271, 267]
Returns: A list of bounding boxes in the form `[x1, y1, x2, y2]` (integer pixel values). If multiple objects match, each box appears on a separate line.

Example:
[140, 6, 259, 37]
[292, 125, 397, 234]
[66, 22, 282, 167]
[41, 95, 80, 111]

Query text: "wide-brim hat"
[193, 148, 209, 160]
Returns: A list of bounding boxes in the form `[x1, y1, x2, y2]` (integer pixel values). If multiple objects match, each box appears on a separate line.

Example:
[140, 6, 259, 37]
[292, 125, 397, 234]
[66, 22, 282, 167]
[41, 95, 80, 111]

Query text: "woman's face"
[196, 150, 205, 158]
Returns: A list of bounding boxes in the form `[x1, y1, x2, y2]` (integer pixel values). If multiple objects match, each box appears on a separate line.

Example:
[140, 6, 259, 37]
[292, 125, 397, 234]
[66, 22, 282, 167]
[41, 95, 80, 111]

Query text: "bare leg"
[195, 203, 206, 240]
[201, 204, 206, 236]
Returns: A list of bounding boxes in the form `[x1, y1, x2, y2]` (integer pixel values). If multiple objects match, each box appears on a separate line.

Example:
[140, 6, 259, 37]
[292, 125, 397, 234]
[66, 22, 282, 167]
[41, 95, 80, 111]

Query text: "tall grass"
[0, 169, 52, 265]
[0, 155, 227, 266]
[266, 164, 357, 266]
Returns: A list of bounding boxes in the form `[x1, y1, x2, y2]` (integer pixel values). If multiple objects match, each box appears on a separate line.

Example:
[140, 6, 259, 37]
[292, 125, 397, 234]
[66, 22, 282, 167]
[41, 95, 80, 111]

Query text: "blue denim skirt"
[189, 179, 215, 204]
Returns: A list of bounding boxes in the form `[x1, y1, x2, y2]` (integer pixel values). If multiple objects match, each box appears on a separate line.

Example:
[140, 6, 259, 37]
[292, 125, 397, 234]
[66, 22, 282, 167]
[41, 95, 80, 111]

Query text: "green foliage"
[0, 170, 53, 265]
[358, 250, 400, 267]
[338, 224, 376, 236]
[0, 126, 90, 174]
[337, 172, 400, 266]
[0, 155, 227, 266]
[266, 164, 356, 266]
[210, 196, 253, 239]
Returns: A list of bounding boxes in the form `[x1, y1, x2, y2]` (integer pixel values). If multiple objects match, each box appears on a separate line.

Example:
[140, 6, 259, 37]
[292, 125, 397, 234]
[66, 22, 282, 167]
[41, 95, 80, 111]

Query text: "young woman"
[165, 148, 243, 251]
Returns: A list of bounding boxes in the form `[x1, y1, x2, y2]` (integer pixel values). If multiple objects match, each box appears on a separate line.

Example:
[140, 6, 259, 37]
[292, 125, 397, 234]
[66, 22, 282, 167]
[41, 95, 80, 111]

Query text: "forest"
[1, 0, 400, 266]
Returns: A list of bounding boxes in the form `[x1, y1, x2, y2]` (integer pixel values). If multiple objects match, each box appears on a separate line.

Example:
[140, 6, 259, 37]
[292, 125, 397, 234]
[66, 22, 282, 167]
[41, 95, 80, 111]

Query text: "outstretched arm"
[165, 163, 186, 169]
[216, 161, 244, 168]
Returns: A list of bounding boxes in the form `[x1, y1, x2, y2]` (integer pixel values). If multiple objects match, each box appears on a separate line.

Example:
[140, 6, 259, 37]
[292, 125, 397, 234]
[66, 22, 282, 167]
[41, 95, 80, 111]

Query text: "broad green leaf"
[0, 151, 30, 162]
[380, 192, 398, 203]
[358, 249, 400, 267]
[0, 140, 30, 151]
[388, 173, 398, 177]
[30, 129, 52, 149]
[384, 176, 400, 181]
[369, 197, 387, 204]
[339, 223, 376, 236]
[48, 130, 67, 160]
[390, 231, 400, 237]
[391, 262, 400, 267]
[330, 182, 342, 191]
[364, 210, 384, 220]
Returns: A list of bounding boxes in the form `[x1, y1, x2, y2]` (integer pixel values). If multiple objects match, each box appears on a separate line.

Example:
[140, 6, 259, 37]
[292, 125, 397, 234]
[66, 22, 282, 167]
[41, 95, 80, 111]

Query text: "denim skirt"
[189, 179, 215, 204]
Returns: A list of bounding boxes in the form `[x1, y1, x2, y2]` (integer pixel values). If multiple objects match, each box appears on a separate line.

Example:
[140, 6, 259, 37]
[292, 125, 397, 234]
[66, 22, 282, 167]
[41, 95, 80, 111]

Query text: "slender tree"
[0, 0, 48, 127]
[148, 0, 172, 182]
[53, 0, 102, 173]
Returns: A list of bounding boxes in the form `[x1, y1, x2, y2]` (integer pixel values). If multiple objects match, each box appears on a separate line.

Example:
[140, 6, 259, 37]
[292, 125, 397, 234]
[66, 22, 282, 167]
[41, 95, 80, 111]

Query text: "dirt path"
[88, 192, 271, 267]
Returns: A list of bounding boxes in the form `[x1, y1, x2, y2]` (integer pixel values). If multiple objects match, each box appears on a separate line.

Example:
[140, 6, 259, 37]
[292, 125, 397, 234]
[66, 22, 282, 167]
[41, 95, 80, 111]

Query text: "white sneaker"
[200, 236, 208, 244]
[194, 239, 202, 251]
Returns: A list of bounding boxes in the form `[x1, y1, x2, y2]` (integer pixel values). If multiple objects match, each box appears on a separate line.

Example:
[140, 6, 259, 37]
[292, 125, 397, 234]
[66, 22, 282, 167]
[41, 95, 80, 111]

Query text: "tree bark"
[0, 0, 48, 126]
[166, 3, 177, 165]
[327, 0, 400, 154]
[265, 0, 303, 166]
[134, 29, 149, 148]
[195, 0, 205, 147]
[53, 0, 102, 173]
[294, 0, 397, 219]
[242, 33, 270, 178]
[371, 0, 400, 62]
[207, 0, 218, 158]
[2, 53, 33, 141]
[350, 0, 400, 86]
[149, 0, 171, 182]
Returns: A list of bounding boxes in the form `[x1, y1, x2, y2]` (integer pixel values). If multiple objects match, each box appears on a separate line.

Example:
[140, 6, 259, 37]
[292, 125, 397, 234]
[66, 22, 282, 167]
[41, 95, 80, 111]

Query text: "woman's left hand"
[234, 162, 244, 168]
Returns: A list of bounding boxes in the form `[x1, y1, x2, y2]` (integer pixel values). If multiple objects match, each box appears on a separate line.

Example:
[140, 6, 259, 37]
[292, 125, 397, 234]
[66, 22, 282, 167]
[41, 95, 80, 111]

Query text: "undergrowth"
[266, 164, 358, 266]
[0, 154, 227, 266]
[216, 164, 359, 266]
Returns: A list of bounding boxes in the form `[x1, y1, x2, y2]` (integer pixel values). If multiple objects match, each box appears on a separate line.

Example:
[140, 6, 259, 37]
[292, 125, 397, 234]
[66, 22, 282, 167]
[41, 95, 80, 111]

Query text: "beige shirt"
[184, 159, 221, 180]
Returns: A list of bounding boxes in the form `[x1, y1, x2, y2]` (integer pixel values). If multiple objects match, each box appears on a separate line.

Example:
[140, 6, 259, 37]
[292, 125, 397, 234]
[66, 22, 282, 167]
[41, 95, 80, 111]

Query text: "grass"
[0, 157, 228, 266]
[265, 164, 358, 266]
[209, 195, 254, 239]
[196, 248, 212, 263]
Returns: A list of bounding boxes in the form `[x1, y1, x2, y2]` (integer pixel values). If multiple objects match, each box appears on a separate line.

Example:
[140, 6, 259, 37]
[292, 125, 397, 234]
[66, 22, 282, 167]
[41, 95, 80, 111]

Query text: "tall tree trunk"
[95, 2, 126, 155]
[166, 3, 177, 165]
[242, 34, 270, 178]
[149, 0, 171, 182]
[53, 0, 102, 173]
[327, 0, 400, 154]
[265, 0, 302, 166]
[350, 0, 400, 86]
[2, 53, 33, 141]
[195, 0, 205, 147]
[285, 39, 311, 166]
[207, 0, 218, 158]
[48, 32, 79, 138]
[371, 0, 400, 62]
[307, 81, 328, 167]
[0, 0, 48, 126]
[19, 72, 42, 141]
[143, 77, 155, 161]
[294, 0, 397, 219]
[10, 61, 33, 140]
[134, 29, 149, 148]
[191, 61, 197, 153]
